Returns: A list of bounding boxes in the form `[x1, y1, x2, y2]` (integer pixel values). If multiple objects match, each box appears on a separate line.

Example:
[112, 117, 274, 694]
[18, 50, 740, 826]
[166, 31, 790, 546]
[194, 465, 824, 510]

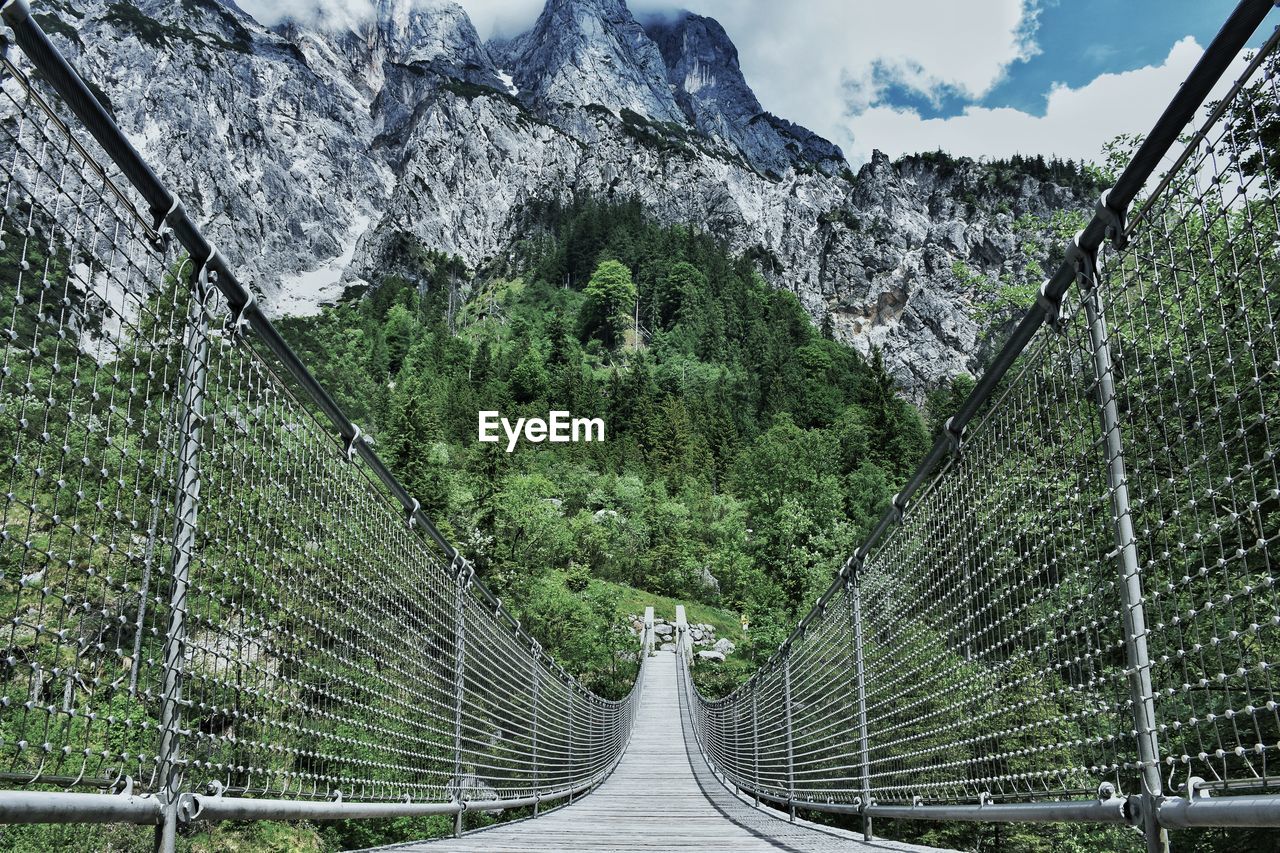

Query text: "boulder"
[696, 650, 726, 662]
[659, 642, 676, 652]
[698, 566, 720, 596]
[653, 623, 674, 637]
[713, 638, 735, 655]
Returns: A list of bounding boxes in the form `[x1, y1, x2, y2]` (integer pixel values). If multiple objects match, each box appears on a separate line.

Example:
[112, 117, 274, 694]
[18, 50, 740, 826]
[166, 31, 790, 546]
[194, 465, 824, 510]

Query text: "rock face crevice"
[642, 10, 845, 179]
[494, 0, 684, 124]
[33, 0, 1098, 396]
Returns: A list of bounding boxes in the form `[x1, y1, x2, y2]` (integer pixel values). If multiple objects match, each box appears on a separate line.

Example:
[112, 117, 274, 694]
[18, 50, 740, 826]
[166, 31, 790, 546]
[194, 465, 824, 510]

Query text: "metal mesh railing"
[1101, 64, 1280, 797]
[0, 48, 181, 795]
[684, 309, 1137, 797]
[683, 8, 1280, 849]
[0, 7, 647, 845]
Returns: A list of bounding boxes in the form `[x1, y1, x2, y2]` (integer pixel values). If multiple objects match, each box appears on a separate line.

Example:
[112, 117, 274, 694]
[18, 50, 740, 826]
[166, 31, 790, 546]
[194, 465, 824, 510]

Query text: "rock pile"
[629, 614, 735, 662]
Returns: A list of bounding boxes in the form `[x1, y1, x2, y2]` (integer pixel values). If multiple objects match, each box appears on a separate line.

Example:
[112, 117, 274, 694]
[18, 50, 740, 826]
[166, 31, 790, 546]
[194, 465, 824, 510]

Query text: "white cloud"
[628, 0, 1040, 158]
[452, 0, 543, 40]
[842, 36, 1240, 166]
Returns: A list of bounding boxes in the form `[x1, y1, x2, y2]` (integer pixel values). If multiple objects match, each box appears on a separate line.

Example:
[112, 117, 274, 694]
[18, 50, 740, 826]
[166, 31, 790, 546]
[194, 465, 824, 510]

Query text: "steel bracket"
[943, 416, 965, 455]
[344, 424, 363, 462]
[115, 776, 135, 798]
[1036, 280, 1067, 333]
[150, 196, 182, 252]
[1064, 233, 1098, 292]
[225, 291, 255, 341]
[194, 246, 219, 284]
[1096, 190, 1129, 251]
[889, 493, 908, 524]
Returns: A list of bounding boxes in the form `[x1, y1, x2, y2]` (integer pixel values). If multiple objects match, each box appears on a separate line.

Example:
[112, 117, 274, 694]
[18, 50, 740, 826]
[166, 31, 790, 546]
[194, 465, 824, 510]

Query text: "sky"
[236, 0, 1273, 167]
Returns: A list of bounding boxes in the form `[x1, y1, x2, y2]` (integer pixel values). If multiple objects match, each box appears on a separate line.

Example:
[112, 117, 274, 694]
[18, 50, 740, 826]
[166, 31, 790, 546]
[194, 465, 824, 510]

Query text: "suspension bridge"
[0, 0, 1277, 851]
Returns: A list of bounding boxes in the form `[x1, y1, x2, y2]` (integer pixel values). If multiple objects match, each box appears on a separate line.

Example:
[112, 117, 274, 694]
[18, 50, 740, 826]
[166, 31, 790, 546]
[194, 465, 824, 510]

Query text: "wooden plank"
[387, 652, 956, 853]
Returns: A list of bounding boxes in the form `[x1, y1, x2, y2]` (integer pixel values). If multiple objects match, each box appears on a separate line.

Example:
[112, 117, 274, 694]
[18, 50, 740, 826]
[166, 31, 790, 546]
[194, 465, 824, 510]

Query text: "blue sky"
[890, 0, 1261, 120]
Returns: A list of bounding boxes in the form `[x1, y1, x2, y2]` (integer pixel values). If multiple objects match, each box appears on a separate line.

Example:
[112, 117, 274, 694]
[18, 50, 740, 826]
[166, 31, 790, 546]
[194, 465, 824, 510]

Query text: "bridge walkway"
[390, 650, 955, 852]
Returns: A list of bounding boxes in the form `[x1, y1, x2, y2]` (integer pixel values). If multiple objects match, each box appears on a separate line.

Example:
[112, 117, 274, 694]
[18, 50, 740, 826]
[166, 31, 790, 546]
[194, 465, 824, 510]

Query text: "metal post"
[532, 664, 540, 817]
[848, 577, 873, 841]
[751, 690, 760, 807]
[588, 697, 596, 788]
[1081, 254, 1167, 853]
[732, 700, 740, 791]
[782, 651, 795, 822]
[452, 570, 466, 838]
[568, 697, 575, 804]
[153, 268, 212, 853]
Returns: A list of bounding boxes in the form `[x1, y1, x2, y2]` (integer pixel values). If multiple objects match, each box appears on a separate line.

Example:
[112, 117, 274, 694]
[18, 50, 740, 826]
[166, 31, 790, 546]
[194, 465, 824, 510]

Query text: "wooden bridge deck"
[386, 651, 955, 853]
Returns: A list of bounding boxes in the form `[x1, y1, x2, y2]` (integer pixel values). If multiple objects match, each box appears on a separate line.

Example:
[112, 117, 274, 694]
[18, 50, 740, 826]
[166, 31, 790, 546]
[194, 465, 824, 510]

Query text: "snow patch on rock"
[270, 213, 372, 317]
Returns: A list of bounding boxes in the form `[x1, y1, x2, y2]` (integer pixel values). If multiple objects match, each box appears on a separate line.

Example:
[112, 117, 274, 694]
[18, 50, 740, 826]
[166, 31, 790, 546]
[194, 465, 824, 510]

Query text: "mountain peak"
[644, 12, 761, 119]
[368, 0, 490, 69]
[644, 10, 844, 177]
[495, 0, 682, 123]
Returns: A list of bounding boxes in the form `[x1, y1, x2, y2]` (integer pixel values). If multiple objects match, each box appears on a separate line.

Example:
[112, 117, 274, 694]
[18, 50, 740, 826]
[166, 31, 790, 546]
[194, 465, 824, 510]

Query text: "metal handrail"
[0, 2, 651, 848]
[682, 4, 1280, 851]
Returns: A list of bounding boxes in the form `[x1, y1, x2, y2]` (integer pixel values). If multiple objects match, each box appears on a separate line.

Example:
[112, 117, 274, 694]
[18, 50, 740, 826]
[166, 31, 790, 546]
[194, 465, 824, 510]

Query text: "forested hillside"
[278, 197, 942, 698]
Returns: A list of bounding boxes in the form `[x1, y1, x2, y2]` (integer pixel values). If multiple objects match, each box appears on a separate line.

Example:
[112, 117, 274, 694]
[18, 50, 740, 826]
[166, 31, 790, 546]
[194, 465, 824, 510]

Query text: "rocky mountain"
[25, 0, 1099, 395]
[642, 10, 845, 178]
[493, 0, 683, 124]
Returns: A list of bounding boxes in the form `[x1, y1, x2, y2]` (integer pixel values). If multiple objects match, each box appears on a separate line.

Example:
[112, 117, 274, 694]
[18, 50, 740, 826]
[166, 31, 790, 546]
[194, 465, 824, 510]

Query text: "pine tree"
[546, 312, 571, 366]
[384, 373, 451, 521]
[383, 303, 418, 376]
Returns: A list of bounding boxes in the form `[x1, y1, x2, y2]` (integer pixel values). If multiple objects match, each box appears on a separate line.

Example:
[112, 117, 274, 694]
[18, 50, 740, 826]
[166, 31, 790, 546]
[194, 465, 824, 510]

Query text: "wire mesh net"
[0, 49, 181, 793]
[860, 313, 1136, 806]
[686, 21, 1280, 817]
[1098, 43, 1280, 797]
[689, 310, 1138, 806]
[0, 39, 642, 808]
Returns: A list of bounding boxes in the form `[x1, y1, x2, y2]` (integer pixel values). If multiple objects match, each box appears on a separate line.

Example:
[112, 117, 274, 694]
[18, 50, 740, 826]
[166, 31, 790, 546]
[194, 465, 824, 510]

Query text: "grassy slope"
[600, 578, 745, 642]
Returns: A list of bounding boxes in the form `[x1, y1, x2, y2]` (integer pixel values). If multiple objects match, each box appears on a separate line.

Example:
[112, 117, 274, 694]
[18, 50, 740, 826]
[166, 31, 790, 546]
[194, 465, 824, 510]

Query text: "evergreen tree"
[384, 373, 451, 521]
[382, 303, 418, 376]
